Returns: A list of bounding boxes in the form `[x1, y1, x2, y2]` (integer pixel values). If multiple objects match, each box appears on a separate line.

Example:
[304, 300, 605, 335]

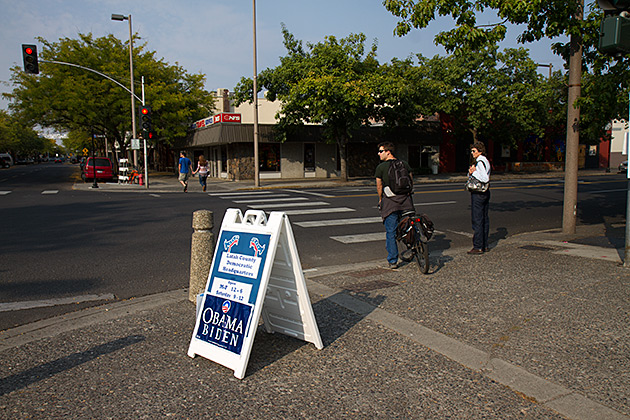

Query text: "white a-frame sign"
[188, 208, 323, 379]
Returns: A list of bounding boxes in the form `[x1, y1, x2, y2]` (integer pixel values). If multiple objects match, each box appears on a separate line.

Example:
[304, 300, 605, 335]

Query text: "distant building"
[183, 89, 442, 181]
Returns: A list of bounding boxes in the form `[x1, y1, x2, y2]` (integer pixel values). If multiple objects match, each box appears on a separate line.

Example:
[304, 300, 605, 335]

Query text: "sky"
[0, 0, 569, 111]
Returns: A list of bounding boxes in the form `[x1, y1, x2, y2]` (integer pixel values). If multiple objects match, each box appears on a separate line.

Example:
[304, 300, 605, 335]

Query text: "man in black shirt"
[374, 142, 414, 269]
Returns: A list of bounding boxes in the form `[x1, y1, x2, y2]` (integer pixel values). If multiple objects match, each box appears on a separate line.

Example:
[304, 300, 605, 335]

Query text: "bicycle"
[396, 210, 433, 274]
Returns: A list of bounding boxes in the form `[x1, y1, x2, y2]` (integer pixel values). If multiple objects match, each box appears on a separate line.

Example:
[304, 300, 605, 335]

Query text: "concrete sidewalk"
[0, 223, 628, 419]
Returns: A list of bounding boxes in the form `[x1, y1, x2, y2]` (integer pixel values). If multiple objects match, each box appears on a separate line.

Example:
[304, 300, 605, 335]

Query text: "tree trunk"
[337, 138, 348, 182]
[562, 0, 583, 235]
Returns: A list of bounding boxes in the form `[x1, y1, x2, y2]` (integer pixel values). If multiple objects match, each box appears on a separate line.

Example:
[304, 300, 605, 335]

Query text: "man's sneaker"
[388, 262, 399, 269]
[467, 248, 483, 255]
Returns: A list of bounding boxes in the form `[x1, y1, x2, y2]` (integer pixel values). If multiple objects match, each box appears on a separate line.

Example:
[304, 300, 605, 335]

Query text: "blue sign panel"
[195, 294, 253, 354]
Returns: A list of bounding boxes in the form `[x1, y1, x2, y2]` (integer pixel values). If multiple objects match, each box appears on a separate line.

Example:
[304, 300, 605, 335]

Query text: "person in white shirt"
[468, 142, 491, 254]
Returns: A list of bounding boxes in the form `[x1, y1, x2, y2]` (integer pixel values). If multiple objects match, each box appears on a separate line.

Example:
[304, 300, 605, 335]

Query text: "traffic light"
[138, 105, 152, 136]
[599, 15, 630, 54]
[21, 44, 39, 74]
[598, 0, 630, 12]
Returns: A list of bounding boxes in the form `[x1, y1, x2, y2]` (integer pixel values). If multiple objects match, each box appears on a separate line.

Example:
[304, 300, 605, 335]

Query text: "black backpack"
[388, 159, 413, 195]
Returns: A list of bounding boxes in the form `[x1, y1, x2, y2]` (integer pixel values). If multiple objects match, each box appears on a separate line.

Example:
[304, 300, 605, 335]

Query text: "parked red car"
[81, 157, 114, 182]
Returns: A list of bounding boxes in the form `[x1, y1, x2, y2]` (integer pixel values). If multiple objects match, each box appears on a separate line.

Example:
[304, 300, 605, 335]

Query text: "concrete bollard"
[189, 210, 214, 303]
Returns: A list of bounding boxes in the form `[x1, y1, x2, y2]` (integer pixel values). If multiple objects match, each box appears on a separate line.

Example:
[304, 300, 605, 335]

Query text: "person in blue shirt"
[178, 151, 193, 193]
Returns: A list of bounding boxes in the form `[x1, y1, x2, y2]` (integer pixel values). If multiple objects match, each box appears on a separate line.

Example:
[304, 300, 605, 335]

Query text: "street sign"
[188, 209, 323, 379]
[82, 148, 89, 156]
[131, 138, 140, 150]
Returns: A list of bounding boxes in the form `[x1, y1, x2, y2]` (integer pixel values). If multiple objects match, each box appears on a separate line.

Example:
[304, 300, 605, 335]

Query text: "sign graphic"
[195, 294, 252, 354]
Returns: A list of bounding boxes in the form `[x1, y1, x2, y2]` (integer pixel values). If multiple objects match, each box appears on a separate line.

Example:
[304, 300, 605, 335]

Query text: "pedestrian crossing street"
[209, 189, 456, 244]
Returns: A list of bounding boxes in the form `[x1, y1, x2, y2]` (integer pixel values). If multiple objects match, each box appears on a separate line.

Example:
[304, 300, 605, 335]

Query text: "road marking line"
[446, 229, 474, 238]
[248, 201, 330, 209]
[295, 217, 383, 228]
[234, 197, 307, 204]
[208, 191, 273, 196]
[0, 294, 116, 312]
[41, 190, 59, 194]
[593, 189, 626, 193]
[283, 189, 333, 198]
[331, 232, 385, 244]
[149, 194, 161, 197]
[283, 207, 355, 215]
[0, 191, 11, 195]
[415, 200, 456, 206]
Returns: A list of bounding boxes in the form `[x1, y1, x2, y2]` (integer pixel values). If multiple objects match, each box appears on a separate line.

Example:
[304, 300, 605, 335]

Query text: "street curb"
[0, 289, 188, 352]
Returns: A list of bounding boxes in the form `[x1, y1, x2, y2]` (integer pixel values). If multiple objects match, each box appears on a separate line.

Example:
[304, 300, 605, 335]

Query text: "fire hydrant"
[138, 174, 144, 186]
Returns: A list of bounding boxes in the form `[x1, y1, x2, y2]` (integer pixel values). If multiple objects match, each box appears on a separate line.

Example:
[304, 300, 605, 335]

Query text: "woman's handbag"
[465, 175, 489, 192]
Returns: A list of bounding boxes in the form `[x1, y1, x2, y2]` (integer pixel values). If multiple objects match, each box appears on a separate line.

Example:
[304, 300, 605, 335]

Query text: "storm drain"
[344, 280, 399, 293]
[520, 245, 555, 252]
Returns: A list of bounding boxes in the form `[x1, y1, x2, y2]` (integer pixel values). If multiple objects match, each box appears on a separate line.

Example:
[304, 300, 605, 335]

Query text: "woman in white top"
[468, 142, 491, 254]
[193, 155, 209, 192]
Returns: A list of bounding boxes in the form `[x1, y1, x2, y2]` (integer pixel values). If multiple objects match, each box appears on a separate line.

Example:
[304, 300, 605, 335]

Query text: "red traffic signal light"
[22, 44, 39, 74]
[138, 105, 152, 132]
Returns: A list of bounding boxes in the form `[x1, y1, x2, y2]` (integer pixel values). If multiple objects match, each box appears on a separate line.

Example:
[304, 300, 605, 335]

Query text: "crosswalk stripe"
[331, 232, 385, 244]
[283, 189, 333, 198]
[42, 190, 59, 194]
[248, 201, 330, 209]
[415, 201, 456, 206]
[208, 191, 273, 196]
[234, 197, 306, 204]
[0, 191, 11, 195]
[282, 207, 355, 216]
[295, 216, 382, 228]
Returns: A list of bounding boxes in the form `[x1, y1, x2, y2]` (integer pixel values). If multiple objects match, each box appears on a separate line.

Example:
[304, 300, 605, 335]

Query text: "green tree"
[383, 0, 596, 233]
[0, 110, 48, 157]
[235, 27, 399, 181]
[416, 46, 552, 148]
[4, 33, 213, 167]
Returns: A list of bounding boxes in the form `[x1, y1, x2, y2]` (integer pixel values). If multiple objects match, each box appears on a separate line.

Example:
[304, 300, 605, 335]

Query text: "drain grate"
[520, 245, 555, 252]
[344, 280, 398, 293]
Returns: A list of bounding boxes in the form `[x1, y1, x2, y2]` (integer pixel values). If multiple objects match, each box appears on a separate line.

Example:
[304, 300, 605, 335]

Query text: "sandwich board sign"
[188, 208, 323, 379]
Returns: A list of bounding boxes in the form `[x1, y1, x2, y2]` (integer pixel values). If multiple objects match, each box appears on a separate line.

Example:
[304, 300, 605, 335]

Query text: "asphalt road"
[0, 162, 626, 331]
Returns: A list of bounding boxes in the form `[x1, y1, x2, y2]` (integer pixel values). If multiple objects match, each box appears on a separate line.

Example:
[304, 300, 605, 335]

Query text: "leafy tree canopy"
[235, 26, 415, 180]
[4, 32, 213, 154]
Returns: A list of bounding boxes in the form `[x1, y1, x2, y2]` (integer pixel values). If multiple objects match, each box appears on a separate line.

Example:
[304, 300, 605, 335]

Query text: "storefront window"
[260, 144, 281, 172]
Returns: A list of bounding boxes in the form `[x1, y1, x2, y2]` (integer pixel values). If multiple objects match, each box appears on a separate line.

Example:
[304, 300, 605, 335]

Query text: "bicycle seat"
[401, 210, 416, 218]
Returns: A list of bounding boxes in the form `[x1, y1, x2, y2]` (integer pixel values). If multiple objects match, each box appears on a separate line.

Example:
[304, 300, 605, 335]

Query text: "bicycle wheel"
[413, 240, 429, 274]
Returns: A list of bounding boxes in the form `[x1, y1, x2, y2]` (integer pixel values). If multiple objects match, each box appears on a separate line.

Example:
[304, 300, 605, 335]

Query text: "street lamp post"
[111, 13, 137, 167]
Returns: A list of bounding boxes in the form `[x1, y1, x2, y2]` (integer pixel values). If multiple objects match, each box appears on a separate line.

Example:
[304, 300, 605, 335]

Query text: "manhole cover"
[520, 245, 555, 251]
[344, 280, 398, 293]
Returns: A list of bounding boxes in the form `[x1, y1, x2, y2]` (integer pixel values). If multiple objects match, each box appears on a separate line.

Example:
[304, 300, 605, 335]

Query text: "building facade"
[183, 89, 443, 181]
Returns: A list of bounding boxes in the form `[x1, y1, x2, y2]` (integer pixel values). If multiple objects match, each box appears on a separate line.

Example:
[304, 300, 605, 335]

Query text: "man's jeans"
[384, 211, 402, 264]
[471, 191, 490, 250]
